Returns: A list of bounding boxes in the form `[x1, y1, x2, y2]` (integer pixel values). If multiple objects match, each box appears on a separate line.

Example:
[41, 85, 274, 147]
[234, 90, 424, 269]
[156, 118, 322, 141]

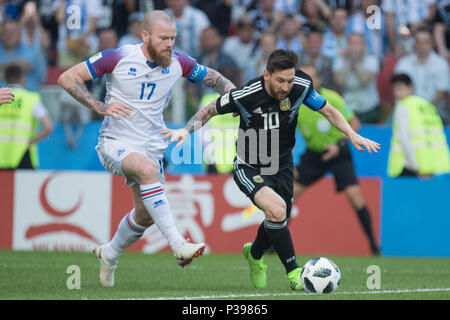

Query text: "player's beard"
[147, 40, 172, 68]
[268, 81, 290, 101]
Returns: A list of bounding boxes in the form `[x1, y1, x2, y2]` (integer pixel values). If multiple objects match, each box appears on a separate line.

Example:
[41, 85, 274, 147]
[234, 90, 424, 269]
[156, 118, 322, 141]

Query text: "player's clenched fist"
[0, 87, 14, 105]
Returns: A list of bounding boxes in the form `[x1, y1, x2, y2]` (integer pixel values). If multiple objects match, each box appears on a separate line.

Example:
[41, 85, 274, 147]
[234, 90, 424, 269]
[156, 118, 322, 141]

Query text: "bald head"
[142, 10, 175, 35]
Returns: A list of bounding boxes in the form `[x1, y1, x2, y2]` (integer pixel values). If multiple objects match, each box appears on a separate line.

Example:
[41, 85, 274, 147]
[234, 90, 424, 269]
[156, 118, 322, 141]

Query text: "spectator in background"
[97, 0, 154, 38]
[275, 14, 302, 56]
[382, 0, 437, 57]
[333, 33, 380, 123]
[165, 0, 210, 59]
[36, 0, 62, 65]
[273, 0, 301, 15]
[325, 0, 356, 14]
[19, 1, 50, 86]
[194, 0, 233, 37]
[0, 64, 53, 170]
[298, 0, 331, 34]
[322, 8, 348, 60]
[395, 28, 450, 124]
[0, 19, 45, 92]
[230, 0, 258, 25]
[118, 12, 144, 47]
[55, 0, 101, 68]
[347, 0, 386, 61]
[244, 32, 277, 82]
[298, 26, 334, 90]
[433, 0, 450, 63]
[388, 73, 450, 178]
[222, 15, 258, 85]
[198, 26, 238, 92]
[246, 0, 278, 34]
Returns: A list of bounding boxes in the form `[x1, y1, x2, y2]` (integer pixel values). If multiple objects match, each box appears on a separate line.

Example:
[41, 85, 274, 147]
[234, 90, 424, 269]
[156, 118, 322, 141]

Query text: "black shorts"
[233, 159, 294, 219]
[295, 144, 358, 192]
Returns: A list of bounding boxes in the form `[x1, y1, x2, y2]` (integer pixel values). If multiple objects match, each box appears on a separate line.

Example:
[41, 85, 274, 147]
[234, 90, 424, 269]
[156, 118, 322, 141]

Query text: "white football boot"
[93, 244, 117, 287]
[175, 242, 206, 267]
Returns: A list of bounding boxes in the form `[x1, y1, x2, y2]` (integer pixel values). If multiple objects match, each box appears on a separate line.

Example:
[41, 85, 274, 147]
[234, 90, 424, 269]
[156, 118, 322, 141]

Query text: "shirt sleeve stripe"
[85, 60, 97, 79]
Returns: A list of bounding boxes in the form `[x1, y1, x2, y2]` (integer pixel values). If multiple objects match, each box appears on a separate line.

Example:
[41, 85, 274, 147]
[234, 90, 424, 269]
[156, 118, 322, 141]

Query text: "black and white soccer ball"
[301, 257, 341, 294]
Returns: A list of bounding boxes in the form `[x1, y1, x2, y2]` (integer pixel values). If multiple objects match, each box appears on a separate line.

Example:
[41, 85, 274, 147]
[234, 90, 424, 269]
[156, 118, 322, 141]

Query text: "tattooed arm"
[201, 67, 236, 95]
[160, 97, 220, 147]
[57, 62, 132, 120]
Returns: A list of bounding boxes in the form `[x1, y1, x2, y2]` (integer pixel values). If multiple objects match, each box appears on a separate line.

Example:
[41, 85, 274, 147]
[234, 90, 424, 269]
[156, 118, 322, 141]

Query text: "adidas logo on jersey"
[253, 107, 263, 114]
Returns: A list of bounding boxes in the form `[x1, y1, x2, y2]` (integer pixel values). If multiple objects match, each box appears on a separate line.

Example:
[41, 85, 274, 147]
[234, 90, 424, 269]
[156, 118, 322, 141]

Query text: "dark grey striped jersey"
[215, 69, 327, 169]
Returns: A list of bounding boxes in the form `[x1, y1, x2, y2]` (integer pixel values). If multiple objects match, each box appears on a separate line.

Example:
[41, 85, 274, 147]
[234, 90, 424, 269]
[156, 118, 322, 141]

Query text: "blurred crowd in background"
[0, 0, 449, 127]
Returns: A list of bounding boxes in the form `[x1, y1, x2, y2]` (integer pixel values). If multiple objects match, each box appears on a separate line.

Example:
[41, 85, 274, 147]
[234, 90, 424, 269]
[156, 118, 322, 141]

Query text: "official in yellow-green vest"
[0, 64, 53, 169]
[199, 92, 240, 173]
[388, 74, 450, 177]
[293, 65, 380, 255]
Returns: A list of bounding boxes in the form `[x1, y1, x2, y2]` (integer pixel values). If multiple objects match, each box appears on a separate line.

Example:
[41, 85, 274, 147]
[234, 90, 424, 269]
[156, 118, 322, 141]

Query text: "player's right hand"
[160, 128, 189, 147]
[0, 87, 14, 104]
[96, 102, 132, 120]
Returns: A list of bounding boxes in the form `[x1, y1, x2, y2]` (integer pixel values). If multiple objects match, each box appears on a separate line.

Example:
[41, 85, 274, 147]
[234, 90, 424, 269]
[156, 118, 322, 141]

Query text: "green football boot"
[287, 267, 304, 291]
[242, 242, 267, 289]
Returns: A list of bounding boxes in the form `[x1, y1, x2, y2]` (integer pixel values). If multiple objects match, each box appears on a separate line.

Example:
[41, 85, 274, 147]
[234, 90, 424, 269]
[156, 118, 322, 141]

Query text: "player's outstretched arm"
[160, 97, 219, 147]
[57, 62, 132, 120]
[318, 103, 380, 153]
[201, 67, 236, 95]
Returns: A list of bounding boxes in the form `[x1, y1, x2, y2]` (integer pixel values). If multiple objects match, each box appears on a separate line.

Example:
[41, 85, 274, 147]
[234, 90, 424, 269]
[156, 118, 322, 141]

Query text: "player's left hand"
[160, 128, 189, 147]
[349, 133, 380, 153]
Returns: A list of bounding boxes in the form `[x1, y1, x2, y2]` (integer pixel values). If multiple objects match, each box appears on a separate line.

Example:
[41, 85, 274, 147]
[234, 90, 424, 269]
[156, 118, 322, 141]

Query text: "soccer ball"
[301, 257, 341, 294]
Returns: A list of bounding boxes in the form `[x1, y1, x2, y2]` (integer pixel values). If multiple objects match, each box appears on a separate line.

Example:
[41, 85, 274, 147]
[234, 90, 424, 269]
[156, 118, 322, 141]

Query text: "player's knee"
[135, 160, 159, 184]
[265, 201, 286, 222]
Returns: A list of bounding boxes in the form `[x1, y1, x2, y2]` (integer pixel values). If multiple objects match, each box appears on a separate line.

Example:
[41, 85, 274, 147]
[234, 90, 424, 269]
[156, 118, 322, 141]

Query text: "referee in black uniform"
[161, 49, 380, 291]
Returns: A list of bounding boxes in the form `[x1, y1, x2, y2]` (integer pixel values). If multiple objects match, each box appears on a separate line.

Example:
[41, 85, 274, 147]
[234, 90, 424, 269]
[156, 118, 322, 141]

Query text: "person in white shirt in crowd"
[395, 27, 450, 125]
[333, 33, 380, 123]
[164, 0, 210, 59]
[382, 0, 437, 56]
[118, 12, 145, 47]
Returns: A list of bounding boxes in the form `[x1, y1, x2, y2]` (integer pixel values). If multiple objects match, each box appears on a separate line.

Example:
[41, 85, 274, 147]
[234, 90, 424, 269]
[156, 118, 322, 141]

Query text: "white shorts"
[95, 137, 165, 187]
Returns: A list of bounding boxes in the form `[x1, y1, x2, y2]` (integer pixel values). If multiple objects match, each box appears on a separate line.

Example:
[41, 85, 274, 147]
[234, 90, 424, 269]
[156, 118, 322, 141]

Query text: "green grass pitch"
[0, 250, 449, 300]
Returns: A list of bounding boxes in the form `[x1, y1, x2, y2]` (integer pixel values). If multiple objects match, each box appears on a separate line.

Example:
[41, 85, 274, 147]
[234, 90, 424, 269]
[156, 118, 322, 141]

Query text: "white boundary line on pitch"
[130, 288, 450, 300]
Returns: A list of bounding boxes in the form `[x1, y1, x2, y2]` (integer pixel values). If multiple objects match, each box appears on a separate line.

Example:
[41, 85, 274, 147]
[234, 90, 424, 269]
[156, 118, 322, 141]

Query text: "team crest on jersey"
[161, 67, 170, 75]
[280, 98, 291, 111]
[128, 67, 137, 76]
[252, 175, 264, 183]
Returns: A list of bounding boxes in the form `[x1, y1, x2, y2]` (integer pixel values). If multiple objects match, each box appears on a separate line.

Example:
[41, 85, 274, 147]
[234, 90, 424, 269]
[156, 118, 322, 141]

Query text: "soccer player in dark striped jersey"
[162, 49, 380, 291]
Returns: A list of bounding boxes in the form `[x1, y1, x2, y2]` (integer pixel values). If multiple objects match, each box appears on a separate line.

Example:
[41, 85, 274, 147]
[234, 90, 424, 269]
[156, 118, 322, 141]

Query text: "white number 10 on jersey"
[262, 112, 280, 130]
